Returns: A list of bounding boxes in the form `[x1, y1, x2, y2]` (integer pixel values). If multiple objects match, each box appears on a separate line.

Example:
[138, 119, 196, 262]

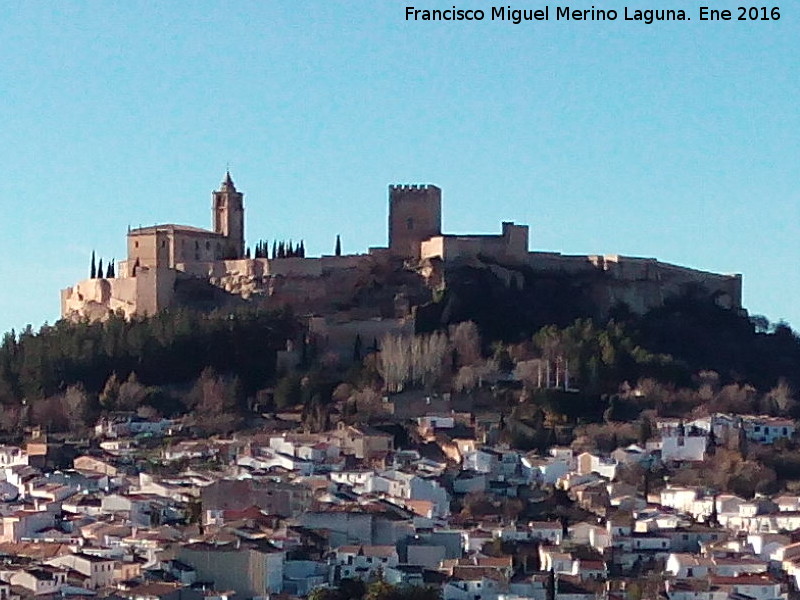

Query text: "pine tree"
[546, 569, 555, 600]
[709, 492, 719, 526]
[638, 417, 653, 445]
[90, 251, 96, 279]
[335, 234, 342, 256]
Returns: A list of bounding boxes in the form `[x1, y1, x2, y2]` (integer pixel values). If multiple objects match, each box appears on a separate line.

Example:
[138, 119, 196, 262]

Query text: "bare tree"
[697, 370, 720, 402]
[118, 372, 148, 411]
[514, 359, 546, 390]
[766, 378, 796, 415]
[62, 384, 89, 432]
[450, 321, 481, 367]
[454, 359, 499, 393]
[377, 333, 411, 393]
[410, 330, 449, 390]
[0, 404, 24, 433]
[188, 368, 242, 434]
[378, 331, 450, 393]
[31, 396, 67, 432]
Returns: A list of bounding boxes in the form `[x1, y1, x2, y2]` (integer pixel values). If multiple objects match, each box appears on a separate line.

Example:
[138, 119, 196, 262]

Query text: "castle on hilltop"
[61, 174, 743, 333]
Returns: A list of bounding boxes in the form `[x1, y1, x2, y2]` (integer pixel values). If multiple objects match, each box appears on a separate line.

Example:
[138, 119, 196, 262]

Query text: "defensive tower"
[388, 184, 442, 259]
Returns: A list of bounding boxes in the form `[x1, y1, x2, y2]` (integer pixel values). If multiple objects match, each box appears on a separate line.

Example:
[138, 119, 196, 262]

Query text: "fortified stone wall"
[524, 252, 742, 314]
[308, 316, 415, 361]
[527, 252, 599, 274]
[61, 278, 136, 321]
[60, 179, 743, 324]
[60, 266, 177, 321]
[420, 222, 530, 264]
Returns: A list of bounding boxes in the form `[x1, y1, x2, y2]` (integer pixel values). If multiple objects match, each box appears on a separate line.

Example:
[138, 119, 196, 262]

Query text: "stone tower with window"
[388, 184, 442, 259]
[213, 171, 245, 259]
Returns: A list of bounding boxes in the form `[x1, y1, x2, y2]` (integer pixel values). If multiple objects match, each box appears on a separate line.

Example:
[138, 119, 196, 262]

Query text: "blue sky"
[0, 1, 797, 334]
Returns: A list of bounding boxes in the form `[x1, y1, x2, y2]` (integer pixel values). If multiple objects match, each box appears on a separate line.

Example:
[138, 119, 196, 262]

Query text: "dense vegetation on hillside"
[0, 287, 798, 464]
[418, 268, 800, 393]
[0, 306, 297, 406]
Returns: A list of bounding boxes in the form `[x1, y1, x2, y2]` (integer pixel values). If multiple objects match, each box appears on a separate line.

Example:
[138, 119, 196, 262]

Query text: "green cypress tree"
[97, 259, 104, 279]
[90, 251, 96, 279]
[335, 234, 342, 256]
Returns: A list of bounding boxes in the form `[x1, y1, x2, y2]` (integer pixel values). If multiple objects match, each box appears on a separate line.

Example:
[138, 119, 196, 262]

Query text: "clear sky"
[0, 1, 797, 334]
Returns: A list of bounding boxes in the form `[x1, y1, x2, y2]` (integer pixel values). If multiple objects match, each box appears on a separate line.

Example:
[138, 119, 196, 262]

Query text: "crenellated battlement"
[389, 184, 438, 192]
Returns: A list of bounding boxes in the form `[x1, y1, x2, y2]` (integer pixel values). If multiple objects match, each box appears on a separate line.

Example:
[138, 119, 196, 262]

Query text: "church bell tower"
[213, 171, 245, 259]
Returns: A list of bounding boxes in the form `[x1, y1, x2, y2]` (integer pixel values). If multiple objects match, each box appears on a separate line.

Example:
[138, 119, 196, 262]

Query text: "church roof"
[128, 224, 224, 237]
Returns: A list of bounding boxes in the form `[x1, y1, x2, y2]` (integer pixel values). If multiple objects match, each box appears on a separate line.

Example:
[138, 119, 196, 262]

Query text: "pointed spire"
[221, 170, 236, 191]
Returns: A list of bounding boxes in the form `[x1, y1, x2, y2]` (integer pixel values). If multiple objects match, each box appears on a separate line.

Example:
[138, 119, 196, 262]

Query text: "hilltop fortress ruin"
[61, 174, 742, 337]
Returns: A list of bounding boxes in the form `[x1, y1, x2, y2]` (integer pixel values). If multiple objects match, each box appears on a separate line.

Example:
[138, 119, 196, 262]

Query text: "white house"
[9, 567, 68, 595]
[742, 416, 796, 444]
[708, 574, 786, 600]
[332, 545, 399, 582]
[0, 446, 28, 468]
[660, 486, 700, 514]
[666, 553, 715, 578]
[494, 521, 562, 545]
[522, 456, 570, 485]
[46, 553, 117, 589]
[365, 470, 450, 517]
[659, 428, 708, 462]
[576, 453, 618, 480]
[444, 575, 502, 600]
